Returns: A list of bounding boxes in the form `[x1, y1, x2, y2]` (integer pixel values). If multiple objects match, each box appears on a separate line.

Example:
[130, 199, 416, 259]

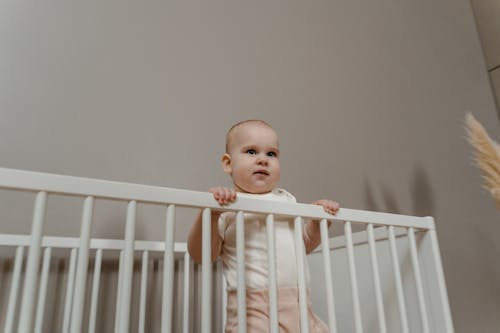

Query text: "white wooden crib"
[0, 167, 454, 333]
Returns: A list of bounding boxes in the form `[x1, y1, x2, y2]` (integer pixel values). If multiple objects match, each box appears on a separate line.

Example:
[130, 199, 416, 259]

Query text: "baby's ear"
[221, 154, 232, 174]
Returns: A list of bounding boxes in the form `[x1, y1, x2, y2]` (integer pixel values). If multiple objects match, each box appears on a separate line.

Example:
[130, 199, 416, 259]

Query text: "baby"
[187, 120, 340, 332]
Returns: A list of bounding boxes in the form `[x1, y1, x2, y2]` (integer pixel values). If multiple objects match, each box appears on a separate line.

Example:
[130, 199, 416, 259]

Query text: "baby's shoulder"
[272, 188, 297, 203]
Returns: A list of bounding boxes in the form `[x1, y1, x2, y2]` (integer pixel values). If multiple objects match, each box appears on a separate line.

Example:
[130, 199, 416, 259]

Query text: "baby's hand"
[209, 187, 237, 205]
[312, 199, 340, 215]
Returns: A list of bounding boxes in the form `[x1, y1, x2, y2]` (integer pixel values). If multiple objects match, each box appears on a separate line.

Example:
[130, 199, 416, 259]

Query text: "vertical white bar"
[388, 225, 409, 333]
[201, 208, 212, 333]
[4, 246, 24, 333]
[18, 191, 47, 333]
[34, 247, 52, 333]
[408, 227, 430, 333]
[426, 218, 454, 333]
[88, 249, 102, 333]
[120, 200, 136, 333]
[71, 196, 95, 333]
[345, 221, 363, 333]
[182, 252, 191, 333]
[114, 251, 124, 333]
[235, 211, 247, 333]
[320, 219, 337, 333]
[367, 224, 387, 333]
[221, 273, 227, 331]
[265, 214, 279, 333]
[62, 248, 78, 333]
[294, 217, 309, 333]
[138, 251, 149, 333]
[161, 204, 176, 333]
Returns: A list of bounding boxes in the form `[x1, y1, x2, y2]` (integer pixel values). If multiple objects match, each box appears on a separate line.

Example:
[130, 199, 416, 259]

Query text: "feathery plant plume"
[465, 113, 500, 209]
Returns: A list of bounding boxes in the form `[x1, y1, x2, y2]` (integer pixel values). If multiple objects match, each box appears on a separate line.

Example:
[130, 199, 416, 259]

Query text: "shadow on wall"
[411, 165, 436, 217]
[363, 164, 436, 218]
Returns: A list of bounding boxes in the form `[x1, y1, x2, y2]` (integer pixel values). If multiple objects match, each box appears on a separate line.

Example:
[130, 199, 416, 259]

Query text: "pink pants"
[225, 288, 329, 333]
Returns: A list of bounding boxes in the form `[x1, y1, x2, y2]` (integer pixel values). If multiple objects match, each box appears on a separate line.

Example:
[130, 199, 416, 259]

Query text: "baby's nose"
[257, 155, 268, 165]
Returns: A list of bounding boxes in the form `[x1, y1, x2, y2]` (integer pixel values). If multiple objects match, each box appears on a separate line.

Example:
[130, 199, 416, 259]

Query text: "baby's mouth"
[253, 170, 269, 176]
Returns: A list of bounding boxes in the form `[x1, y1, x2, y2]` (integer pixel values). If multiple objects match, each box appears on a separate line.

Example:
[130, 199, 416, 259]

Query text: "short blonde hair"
[225, 120, 274, 153]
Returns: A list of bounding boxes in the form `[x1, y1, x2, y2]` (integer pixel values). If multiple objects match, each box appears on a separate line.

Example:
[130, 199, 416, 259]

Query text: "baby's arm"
[187, 187, 237, 264]
[303, 200, 340, 254]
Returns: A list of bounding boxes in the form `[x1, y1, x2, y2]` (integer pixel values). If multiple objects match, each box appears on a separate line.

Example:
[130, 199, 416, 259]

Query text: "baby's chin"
[234, 182, 275, 194]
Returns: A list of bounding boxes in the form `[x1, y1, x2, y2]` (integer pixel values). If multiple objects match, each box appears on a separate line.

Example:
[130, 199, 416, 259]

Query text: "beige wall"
[471, 0, 500, 68]
[1, 0, 499, 331]
[471, 0, 500, 116]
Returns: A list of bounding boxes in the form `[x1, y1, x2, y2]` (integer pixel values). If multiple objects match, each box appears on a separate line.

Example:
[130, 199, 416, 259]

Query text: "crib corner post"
[419, 217, 455, 333]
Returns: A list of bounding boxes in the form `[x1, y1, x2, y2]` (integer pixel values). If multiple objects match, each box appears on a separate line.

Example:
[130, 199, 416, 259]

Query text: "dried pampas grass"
[465, 113, 500, 209]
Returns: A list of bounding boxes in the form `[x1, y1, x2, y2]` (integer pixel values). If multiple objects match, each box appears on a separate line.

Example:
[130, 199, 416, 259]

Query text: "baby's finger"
[212, 188, 226, 205]
[227, 189, 237, 204]
[330, 202, 340, 214]
[229, 189, 237, 202]
[223, 188, 234, 204]
[221, 188, 231, 204]
[324, 201, 340, 215]
[221, 189, 231, 205]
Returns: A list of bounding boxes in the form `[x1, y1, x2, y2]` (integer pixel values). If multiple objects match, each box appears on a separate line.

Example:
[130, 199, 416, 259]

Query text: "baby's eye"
[267, 151, 277, 157]
[246, 149, 257, 155]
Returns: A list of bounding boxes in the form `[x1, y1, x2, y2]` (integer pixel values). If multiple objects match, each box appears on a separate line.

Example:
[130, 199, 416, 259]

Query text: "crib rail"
[0, 167, 454, 333]
[0, 167, 431, 228]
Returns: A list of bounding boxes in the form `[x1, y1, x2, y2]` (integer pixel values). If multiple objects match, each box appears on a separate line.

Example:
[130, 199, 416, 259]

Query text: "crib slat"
[34, 247, 52, 333]
[388, 226, 409, 333]
[294, 216, 309, 333]
[265, 214, 279, 333]
[367, 224, 387, 333]
[183, 252, 191, 333]
[320, 219, 337, 333]
[235, 211, 247, 333]
[222, 270, 227, 332]
[138, 251, 149, 333]
[425, 221, 454, 333]
[345, 221, 363, 333]
[18, 191, 47, 333]
[88, 249, 102, 333]
[4, 246, 24, 333]
[408, 227, 430, 333]
[62, 248, 78, 333]
[119, 200, 136, 332]
[161, 204, 176, 333]
[201, 208, 212, 333]
[70, 196, 95, 333]
[114, 250, 125, 333]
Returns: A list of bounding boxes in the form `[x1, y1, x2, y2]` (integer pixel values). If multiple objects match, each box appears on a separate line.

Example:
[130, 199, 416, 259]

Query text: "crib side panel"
[308, 227, 453, 333]
[0, 248, 223, 333]
[308, 235, 420, 332]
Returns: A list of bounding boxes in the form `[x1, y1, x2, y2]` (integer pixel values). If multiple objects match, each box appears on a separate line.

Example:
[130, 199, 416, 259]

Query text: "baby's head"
[222, 120, 280, 194]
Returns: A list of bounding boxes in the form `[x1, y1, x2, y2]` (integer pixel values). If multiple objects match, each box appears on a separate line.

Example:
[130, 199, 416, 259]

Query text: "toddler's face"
[223, 123, 280, 194]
